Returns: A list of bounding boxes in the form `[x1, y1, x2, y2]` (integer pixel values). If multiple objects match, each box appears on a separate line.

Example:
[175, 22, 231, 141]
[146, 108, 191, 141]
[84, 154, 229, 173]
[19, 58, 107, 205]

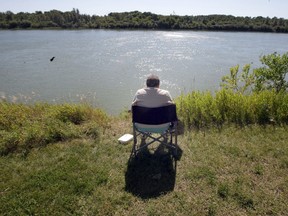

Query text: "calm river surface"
[0, 30, 287, 114]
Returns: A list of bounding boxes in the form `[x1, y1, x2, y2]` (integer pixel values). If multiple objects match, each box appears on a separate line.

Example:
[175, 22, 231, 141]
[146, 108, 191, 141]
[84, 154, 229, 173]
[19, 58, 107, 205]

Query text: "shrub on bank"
[177, 52, 288, 129]
[0, 102, 109, 155]
[176, 89, 288, 129]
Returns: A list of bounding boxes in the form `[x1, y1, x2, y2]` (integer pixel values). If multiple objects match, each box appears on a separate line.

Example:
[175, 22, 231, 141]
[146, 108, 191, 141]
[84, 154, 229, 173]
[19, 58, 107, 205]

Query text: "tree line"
[0, 9, 288, 33]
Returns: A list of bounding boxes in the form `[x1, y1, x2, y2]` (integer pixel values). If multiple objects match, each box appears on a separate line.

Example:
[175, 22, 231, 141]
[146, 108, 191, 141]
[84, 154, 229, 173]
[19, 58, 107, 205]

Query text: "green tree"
[221, 52, 288, 93]
[254, 52, 288, 92]
[19, 20, 31, 28]
[221, 64, 254, 93]
[5, 11, 14, 21]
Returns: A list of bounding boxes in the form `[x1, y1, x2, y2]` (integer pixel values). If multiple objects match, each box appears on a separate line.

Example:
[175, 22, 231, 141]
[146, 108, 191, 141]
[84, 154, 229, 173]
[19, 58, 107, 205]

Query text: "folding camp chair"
[131, 104, 179, 159]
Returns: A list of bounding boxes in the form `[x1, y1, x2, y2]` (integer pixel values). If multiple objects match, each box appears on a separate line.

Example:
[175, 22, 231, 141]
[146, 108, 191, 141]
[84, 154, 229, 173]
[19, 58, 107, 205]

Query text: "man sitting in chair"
[132, 74, 173, 108]
[132, 74, 174, 154]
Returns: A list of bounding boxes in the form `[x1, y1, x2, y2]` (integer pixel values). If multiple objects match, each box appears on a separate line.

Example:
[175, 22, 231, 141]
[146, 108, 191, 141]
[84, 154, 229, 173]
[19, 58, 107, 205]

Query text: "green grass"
[0, 102, 288, 215]
[180, 126, 288, 215]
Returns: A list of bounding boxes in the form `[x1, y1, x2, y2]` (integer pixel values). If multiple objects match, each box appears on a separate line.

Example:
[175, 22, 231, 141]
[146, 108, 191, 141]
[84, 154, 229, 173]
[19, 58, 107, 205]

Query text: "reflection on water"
[0, 30, 287, 114]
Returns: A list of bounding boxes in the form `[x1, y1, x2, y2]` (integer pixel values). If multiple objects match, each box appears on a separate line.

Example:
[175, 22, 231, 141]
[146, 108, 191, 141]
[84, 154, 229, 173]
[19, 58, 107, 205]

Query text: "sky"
[1, 0, 288, 19]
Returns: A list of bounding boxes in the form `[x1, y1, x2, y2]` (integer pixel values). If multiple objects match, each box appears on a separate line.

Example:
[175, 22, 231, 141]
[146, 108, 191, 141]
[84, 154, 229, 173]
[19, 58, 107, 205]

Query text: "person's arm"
[131, 90, 139, 106]
[166, 91, 174, 104]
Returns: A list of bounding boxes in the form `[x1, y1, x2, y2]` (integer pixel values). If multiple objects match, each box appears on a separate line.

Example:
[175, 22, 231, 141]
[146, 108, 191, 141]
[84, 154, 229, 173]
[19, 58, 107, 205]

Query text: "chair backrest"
[132, 104, 178, 125]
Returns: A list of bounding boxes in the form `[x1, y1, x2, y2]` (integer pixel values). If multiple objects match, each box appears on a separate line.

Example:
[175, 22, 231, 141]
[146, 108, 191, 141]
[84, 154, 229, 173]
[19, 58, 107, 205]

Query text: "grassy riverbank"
[0, 102, 287, 215]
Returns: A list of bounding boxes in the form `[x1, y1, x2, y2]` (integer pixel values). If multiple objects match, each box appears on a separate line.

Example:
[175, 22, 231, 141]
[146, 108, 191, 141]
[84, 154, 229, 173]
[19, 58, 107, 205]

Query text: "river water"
[0, 30, 287, 114]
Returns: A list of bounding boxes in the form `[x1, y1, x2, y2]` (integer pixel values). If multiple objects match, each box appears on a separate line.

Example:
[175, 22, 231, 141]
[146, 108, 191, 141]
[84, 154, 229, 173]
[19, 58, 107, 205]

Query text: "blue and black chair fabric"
[131, 104, 179, 159]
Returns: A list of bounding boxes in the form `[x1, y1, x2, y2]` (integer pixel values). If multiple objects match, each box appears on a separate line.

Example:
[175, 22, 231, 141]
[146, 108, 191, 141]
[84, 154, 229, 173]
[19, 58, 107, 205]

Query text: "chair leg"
[131, 127, 180, 159]
[130, 141, 137, 159]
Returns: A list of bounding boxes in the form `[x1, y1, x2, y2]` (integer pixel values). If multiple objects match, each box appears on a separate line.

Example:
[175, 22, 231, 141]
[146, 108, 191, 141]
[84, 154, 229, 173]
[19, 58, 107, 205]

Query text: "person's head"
[146, 74, 160, 88]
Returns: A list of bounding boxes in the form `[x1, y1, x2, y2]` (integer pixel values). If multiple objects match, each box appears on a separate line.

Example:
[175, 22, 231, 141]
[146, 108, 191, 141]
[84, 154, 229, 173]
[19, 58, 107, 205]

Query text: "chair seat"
[135, 123, 170, 133]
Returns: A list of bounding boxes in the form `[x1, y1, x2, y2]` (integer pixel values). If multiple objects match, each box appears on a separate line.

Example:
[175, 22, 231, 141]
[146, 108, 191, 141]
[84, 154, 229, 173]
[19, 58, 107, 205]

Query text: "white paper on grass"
[118, 134, 133, 144]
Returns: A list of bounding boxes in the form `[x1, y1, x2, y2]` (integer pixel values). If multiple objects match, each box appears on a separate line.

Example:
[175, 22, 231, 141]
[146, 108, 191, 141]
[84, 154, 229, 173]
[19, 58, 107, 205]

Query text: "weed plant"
[0, 102, 109, 155]
[176, 89, 288, 129]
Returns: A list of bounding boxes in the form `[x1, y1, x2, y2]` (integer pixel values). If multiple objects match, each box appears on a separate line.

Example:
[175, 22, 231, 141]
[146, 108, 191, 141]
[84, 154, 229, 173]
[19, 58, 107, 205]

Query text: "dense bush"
[176, 89, 288, 129]
[221, 52, 288, 93]
[0, 102, 109, 155]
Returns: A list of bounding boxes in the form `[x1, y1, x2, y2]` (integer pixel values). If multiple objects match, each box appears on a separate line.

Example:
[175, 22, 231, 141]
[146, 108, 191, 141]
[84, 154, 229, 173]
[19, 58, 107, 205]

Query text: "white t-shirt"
[132, 87, 173, 129]
[132, 87, 173, 107]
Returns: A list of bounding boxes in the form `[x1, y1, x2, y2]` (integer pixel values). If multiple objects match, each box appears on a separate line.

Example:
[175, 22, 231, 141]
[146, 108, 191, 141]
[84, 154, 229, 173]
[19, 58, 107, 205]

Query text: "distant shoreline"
[1, 10, 288, 33]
